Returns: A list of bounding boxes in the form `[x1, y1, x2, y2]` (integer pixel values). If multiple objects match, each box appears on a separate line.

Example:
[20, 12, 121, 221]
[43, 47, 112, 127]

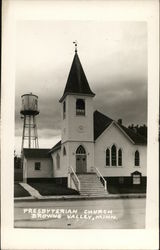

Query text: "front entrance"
[76, 145, 87, 174]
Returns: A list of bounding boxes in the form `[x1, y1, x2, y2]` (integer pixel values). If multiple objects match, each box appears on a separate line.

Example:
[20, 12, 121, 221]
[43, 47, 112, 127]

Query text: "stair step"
[75, 173, 108, 197]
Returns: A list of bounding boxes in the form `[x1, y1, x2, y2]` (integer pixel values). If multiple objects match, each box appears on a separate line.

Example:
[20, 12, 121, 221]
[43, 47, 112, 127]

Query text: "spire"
[59, 46, 95, 102]
[73, 40, 78, 53]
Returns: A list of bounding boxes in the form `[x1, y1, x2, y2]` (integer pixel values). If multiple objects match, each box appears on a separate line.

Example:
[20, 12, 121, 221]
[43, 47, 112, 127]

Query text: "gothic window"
[135, 150, 140, 166]
[76, 99, 85, 116]
[63, 146, 66, 156]
[111, 145, 117, 166]
[56, 153, 60, 169]
[76, 145, 86, 154]
[118, 149, 122, 166]
[63, 101, 66, 119]
[106, 148, 110, 166]
[35, 162, 41, 170]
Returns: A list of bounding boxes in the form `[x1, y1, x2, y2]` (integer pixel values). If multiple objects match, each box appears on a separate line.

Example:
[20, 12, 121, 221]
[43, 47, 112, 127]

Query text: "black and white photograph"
[14, 20, 148, 229]
[1, 0, 159, 249]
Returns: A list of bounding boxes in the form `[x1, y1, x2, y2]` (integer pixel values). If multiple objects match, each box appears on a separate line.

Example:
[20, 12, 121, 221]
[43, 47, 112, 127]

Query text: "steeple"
[59, 46, 95, 102]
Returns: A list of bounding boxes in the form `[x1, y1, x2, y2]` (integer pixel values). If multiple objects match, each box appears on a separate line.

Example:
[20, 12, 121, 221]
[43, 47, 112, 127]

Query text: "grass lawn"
[14, 183, 31, 197]
[28, 182, 80, 196]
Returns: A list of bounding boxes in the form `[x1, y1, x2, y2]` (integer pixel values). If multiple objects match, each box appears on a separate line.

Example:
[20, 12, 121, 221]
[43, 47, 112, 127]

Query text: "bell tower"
[59, 43, 95, 173]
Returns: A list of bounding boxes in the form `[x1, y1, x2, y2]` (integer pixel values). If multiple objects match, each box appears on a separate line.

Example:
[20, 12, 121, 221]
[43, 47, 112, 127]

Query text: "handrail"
[69, 166, 81, 191]
[94, 167, 107, 191]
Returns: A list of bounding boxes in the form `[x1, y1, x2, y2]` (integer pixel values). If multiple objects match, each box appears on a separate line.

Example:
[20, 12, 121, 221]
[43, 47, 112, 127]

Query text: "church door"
[76, 145, 87, 174]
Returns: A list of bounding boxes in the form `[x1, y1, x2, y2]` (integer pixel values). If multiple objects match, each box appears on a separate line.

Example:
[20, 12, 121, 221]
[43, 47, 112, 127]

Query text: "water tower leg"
[33, 116, 39, 148]
[21, 116, 26, 153]
[28, 115, 31, 148]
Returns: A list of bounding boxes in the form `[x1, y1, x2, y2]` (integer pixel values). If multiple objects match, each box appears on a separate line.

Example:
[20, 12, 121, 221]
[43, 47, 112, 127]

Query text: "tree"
[128, 124, 147, 138]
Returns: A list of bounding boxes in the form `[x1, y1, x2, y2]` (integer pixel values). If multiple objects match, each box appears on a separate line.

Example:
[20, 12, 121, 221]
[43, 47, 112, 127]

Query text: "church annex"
[22, 48, 147, 195]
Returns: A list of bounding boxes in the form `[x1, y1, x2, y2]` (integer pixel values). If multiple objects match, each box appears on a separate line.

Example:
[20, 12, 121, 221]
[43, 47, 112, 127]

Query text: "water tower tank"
[20, 93, 39, 116]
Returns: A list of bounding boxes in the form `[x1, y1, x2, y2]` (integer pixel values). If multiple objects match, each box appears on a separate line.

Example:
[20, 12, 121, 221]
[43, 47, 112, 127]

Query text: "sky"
[15, 21, 147, 155]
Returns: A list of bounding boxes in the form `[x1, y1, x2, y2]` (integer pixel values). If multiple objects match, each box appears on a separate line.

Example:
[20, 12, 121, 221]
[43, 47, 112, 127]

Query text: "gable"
[94, 110, 147, 145]
[94, 110, 112, 140]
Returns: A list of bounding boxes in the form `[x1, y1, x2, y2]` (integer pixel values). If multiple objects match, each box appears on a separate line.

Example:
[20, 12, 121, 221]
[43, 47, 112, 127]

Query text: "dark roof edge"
[23, 148, 51, 151]
[94, 110, 147, 145]
[59, 92, 95, 103]
[49, 141, 61, 153]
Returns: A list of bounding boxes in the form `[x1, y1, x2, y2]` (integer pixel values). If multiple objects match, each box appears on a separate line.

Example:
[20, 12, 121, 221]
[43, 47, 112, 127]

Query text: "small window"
[63, 101, 66, 119]
[111, 145, 117, 166]
[35, 162, 41, 170]
[56, 153, 60, 169]
[118, 149, 122, 166]
[133, 175, 141, 184]
[135, 150, 140, 166]
[63, 146, 66, 156]
[76, 99, 85, 116]
[106, 148, 110, 166]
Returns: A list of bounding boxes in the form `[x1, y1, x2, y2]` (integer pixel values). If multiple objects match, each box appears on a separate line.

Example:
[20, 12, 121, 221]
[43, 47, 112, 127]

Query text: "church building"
[22, 46, 147, 195]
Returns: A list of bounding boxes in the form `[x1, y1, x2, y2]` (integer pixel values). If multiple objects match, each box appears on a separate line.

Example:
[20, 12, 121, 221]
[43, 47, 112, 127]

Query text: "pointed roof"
[94, 110, 147, 144]
[94, 110, 113, 140]
[59, 52, 95, 102]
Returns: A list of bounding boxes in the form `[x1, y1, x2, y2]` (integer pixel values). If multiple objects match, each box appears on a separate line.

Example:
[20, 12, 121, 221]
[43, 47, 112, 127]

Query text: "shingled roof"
[118, 124, 147, 144]
[23, 148, 51, 158]
[94, 110, 147, 144]
[94, 110, 113, 140]
[59, 52, 95, 102]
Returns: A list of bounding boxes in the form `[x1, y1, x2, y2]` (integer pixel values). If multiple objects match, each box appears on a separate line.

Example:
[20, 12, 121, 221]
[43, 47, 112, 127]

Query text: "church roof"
[49, 140, 61, 153]
[94, 110, 147, 145]
[118, 124, 147, 144]
[23, 148, 51, 158]
[94, 110, 113, 140]
[59, 52, 95, 102]
[48, 110, 147, 155]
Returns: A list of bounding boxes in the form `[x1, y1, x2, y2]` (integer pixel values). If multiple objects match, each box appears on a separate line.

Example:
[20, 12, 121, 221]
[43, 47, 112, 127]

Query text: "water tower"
[20, 93, 39, 152]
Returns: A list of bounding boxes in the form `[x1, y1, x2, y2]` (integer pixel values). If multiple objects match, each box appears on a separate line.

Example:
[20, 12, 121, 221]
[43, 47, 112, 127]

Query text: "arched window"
[118, 149, 122, 166]
[76, 145, 86, 154]
[63, 146, 66, 156]
[135, 150, 140, 166]
[106, 148, 110, 166]
[56, 153, 60, 169]
[76, 99, 85, 116]
[63, 101, 66, 119]
[111, 145, 117, 166]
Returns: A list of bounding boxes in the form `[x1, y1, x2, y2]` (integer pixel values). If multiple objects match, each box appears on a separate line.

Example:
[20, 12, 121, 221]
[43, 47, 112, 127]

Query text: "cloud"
[15, 21, 147, 153]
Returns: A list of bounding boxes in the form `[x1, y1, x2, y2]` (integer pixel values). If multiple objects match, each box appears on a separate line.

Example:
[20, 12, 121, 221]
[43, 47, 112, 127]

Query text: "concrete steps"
[77, 173, 108, 197]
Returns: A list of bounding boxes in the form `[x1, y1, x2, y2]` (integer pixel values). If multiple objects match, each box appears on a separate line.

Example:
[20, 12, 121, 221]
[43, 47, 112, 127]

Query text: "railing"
[68, 166, 81, 192]
[94, 167, 107, 191]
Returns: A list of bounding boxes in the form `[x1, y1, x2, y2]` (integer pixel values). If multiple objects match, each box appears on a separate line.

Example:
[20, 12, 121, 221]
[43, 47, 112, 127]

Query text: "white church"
[22, 47, 147, 195]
